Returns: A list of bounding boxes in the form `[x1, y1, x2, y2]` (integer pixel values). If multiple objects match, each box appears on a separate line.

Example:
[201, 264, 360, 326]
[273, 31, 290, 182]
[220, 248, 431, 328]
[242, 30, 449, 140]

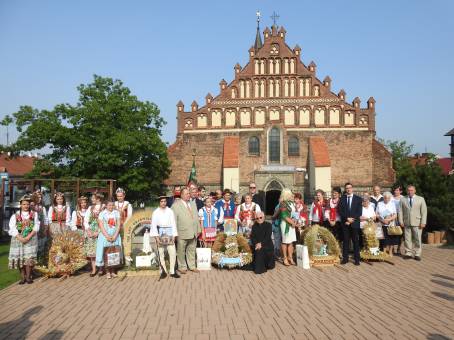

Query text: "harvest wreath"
[35, 231, 87, 278]
[301, 224, 340, 266]
[211, 233, 253, 269]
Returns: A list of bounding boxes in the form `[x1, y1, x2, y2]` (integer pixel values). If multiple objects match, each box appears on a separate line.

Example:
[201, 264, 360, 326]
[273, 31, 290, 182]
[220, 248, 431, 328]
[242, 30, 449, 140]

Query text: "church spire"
[254, 11, 263, 52]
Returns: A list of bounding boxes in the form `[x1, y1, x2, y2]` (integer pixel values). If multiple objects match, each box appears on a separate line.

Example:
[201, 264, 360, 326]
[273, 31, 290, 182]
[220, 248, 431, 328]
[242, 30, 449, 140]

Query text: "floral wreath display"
[301, 224, 340, 266]
[35, 231, 87, 278]
[360, 219, 390, 261]
[211, 233, 253, 269]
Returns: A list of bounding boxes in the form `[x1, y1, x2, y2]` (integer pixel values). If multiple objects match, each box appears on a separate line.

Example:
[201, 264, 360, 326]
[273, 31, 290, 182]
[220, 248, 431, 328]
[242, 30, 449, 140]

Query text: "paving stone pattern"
[0, 245, 453, 340]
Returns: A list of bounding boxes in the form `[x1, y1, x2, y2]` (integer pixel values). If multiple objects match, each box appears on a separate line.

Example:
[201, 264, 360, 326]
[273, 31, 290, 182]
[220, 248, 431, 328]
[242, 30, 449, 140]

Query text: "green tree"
[8, 75, 170, 202]
[0, 114, 13, 146]
[384, 140, 417, 188]
[385, 140, 454, 235]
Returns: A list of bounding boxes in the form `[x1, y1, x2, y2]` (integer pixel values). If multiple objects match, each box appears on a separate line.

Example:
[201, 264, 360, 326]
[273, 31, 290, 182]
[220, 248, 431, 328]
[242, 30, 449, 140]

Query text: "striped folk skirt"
[9, 235, 38, 269]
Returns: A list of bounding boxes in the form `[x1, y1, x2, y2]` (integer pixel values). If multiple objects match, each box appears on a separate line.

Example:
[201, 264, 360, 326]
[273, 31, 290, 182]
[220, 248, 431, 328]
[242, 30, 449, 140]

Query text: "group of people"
[7, 188, 132, 283]
[158, 181, 428, 274]
[7, 180, 428, 282]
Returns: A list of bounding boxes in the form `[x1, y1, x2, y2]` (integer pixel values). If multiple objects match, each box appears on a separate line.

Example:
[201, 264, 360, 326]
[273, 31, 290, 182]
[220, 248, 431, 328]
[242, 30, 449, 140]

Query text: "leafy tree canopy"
[5, 75, 170, 202]
[384, 140, 453, 230]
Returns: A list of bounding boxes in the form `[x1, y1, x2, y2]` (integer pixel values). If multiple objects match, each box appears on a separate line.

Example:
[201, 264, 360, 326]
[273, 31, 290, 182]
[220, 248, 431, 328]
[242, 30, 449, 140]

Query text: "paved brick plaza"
[0, 245, 453, 340]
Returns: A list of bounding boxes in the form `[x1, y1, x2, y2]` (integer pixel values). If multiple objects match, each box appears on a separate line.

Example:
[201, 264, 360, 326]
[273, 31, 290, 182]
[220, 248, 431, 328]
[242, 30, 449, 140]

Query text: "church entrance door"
[265, 190, 281, 215]
[264, 180, 284, 215]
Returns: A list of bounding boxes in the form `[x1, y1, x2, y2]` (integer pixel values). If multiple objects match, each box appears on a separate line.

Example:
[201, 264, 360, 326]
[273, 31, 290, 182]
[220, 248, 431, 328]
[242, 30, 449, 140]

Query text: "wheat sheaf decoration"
[211, 233, 253, 269]
[35, 231, 87, 278]
[301, 224, 341, 258]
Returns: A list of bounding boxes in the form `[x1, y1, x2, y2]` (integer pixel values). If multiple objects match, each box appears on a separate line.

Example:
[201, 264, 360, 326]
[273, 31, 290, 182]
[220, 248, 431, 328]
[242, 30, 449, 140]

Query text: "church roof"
[223, 136, 239, 168]
[254, 25, 263, 51]
[309, 137, 331, 167]
[444, 128, 454, 136]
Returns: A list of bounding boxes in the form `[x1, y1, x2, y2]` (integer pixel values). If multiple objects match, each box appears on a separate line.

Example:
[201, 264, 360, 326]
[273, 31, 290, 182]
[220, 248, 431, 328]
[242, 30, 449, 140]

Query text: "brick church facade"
[167, 22, 395, 212]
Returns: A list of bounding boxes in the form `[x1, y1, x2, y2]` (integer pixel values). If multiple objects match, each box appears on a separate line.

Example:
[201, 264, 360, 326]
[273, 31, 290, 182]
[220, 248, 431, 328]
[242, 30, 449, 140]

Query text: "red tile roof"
[223, 136, 239, 168]
[309, 136, 331, 167]
[0, 154, 35, 176]
[437, 158, 452, 175]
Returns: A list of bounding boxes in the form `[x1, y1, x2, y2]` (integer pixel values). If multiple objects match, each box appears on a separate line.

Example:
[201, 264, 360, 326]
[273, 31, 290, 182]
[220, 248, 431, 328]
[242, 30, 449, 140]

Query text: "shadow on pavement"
[427, 334, 452, 340]
[38, 329, 64, 340]
[431, 291, 454, 302]
[432, 274, 454, 282]
[431, 279, 454, 289]
[0, 305, 43, 339]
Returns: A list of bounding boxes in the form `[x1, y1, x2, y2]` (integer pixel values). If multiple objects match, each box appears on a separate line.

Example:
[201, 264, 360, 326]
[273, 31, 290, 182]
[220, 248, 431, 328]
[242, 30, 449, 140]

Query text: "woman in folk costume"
[115, 188, 132, 231]
[235, 193, 261, 238]
[96, 200, 122, 279]
[84, 193, 104, 276]
[8, 195, 40, 284]
[214, 189, 235, 232]
[292, 193, 308, 243]
[198, 197, 223, 247]
[324, 187, 342, 240]
[47, 192, 71, 236]
[30, 190, 48, 264]
[279, 188, 298, 266]
[309, 189, 326, 226]
[70, 196, 89, 233]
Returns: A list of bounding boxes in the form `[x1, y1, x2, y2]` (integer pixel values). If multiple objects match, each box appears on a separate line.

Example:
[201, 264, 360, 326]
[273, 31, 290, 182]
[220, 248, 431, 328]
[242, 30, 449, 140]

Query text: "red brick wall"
[167, 129, 394, 190]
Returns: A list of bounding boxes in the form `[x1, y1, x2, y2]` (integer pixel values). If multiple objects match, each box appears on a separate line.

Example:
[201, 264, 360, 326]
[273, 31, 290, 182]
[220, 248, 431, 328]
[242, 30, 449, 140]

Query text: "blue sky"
[1, 0, 453, 156]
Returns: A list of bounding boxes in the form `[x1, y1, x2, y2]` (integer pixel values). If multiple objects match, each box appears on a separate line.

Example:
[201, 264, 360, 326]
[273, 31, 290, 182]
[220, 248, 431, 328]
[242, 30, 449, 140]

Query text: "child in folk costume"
[309, 189, 326, 226]
[47, 192, 71, 236]
[235, 194, 261, 238]
[84, 193, 104, 276]
[115, 188, 132, 230]
[30, 190, 48, 264]
[8, 195, 40, 284]
[324, 187, 342, 240]
[214, 189, 235, 232]
[96, 200, 122, 279]
[198, 197, 223, 247]
[71, 196, 89, 233]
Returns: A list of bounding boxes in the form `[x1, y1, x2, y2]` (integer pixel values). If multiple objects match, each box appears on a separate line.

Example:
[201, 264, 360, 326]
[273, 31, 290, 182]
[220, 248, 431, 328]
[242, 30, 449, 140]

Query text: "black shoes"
[159, 272, 168, 280]
[403, 255, 412, 260]
[341, 260, 348, 265]
[18, 279, 26, 285]
[414, 256, 422, 261]
[170, 273, 180, 279]
[26, 278, 33, 284]
[354, 261, 360, 266]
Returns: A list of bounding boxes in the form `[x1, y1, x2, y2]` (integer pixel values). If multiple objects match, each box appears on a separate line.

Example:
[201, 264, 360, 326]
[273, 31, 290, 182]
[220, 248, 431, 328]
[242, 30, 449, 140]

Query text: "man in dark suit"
[338, 182, 363, 265]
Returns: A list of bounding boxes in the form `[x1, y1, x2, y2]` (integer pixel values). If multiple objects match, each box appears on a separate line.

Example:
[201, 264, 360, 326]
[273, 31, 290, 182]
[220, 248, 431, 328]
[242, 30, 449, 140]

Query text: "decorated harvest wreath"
[211, 233, 253, 269]
[301, 224, 340, 265]
[360, 219, 390, 261]
[36, 231, 87, 278]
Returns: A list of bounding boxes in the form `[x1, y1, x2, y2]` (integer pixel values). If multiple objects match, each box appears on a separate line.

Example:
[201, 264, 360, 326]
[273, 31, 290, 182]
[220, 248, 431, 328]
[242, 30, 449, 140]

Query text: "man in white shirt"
[151, 196, 180, 279]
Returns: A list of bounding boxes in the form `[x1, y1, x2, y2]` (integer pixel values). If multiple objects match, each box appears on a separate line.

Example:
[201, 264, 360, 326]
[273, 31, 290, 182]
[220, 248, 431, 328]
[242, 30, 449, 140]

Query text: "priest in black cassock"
[250, 211, 275, 274]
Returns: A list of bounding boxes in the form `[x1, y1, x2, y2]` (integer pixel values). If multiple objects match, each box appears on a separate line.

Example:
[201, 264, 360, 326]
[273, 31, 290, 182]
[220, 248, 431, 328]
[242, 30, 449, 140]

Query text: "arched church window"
[269, 127, 280, 163]
[288, 136, 299, 156]
[248, 136, 260, 155]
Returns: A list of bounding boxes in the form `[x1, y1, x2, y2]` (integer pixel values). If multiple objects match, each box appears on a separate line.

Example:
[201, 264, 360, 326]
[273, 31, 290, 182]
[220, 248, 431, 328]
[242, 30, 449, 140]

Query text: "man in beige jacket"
[398, 185, 427, 261]
[172, 187, 201, 273]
